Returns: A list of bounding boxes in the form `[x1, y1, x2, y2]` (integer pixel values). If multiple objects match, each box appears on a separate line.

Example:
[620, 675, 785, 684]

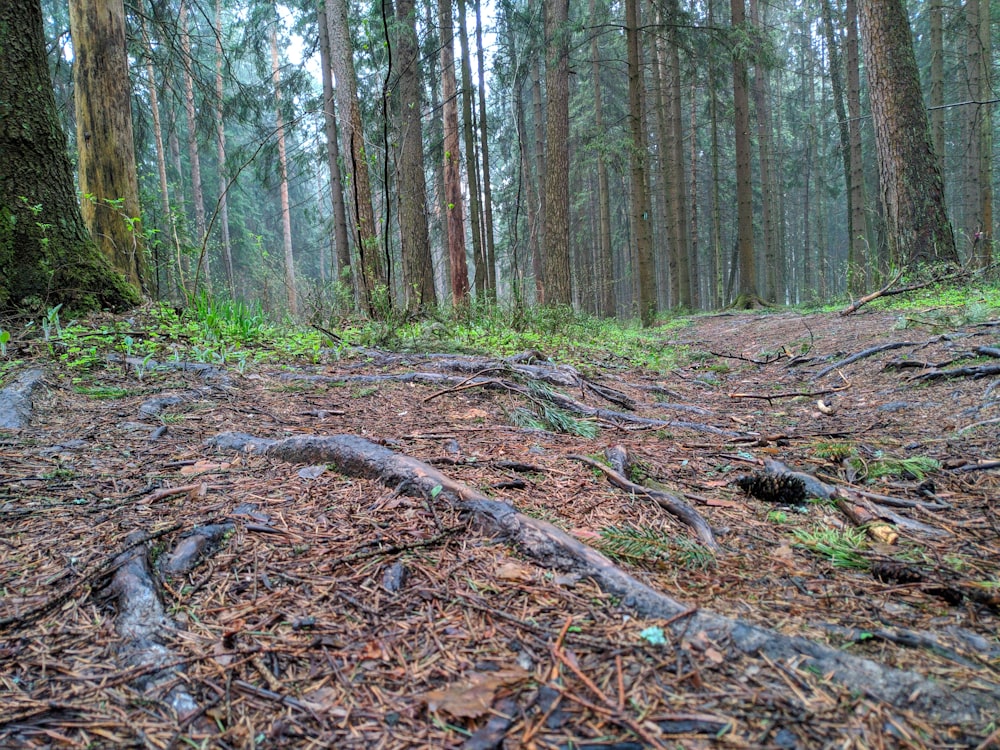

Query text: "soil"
[1, 306, 998, 748]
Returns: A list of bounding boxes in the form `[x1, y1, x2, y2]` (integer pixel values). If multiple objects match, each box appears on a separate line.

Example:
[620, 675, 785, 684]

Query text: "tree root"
[207, 430, 999, 726]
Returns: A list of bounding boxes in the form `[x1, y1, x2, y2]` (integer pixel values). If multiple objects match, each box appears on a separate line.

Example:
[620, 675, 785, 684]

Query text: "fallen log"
[207, 430, 999, 726]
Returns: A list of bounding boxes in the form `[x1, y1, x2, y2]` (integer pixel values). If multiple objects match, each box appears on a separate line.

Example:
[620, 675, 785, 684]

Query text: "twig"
[569, 453, 719, 551]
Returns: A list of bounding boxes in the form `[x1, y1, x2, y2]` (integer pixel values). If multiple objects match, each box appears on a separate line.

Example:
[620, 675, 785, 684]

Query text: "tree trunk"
[0, 0, 139, 312]
[964, 0, 992, 268]
[394, 0, 436, 311]
[140, 12, 176, 300]
[438, 0, 470, 304]
[751, 0, 777, 302]
[457, 0, 485, 298]
[68, 0, 147, 291]
[474, 0, 496, 298]
[731, 0, 757, 301]
[845, 0, 870, 288]
[858, 0, 957, 266]
[708, 0, 723, 307]
[214, 0, 235, 297]
[270, 23, 297, 316]
[542, 0, 572, 306]
[180, 0, 209, 290]
[326, 0, 386, 315]
[589, 0, 615, 317]
[317, 0, 354, 297]
[626, 0, 655, 324]
[929, 0, 944, 177]
[530, 58, 546, 301]
[822, 0, 854, 295]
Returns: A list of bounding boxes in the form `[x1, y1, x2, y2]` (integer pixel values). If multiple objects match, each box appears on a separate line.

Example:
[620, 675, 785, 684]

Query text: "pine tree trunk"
[542, 0, 572, 306]
[180, 0, 209, 290]
[326, 0, 386, 314]
[530, 59, 546, 301]
[708, 0, 723, 307]
[474, 0, 496, 298]
[750, 0, 777, 302]
[589, 0, 615, 317]
[0, 0, 139, 312]
[858, 0, 957, 266]
[270, 24, 297, 316]
[68, 0, 147, 291]
[214, 0, 235, 297]
[845, 0, 870, 288]
[457, 0, 485, 298]
[394, 0, 436, 310]
[929, 0, 944, 177]
[317, 0, 354, 298]
[140, 12, 177, 300]
[964, 0, 992, 268]
[626, 0, 655, 324]
[438, 0, 470, 304]
[731, 0, 757, 302]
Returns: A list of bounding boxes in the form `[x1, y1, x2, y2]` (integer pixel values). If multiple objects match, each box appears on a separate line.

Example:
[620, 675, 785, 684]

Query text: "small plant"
[812, 441, 856, 463]
[793, 526, 868, 570]
[767, 510, 789, 524]
[852, 453, 940, 482]
[0, 329, 9, 356]
[596, 525, 715, 570]
[74, 384, 130, 399]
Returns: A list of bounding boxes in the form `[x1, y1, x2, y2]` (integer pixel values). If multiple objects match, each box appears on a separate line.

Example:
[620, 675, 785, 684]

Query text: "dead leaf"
[496, 561, 534, 583]
[422, 668, 529, 718]
[180, 460, 230, 475]
[704, 647, 725, 664]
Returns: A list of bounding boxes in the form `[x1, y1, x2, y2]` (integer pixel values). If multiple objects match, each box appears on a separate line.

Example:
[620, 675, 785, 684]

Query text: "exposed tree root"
[811, 342, 925, 380]
[0, 368, 45, 429]
[102, 522, 234, 724]
[207, 430, 1000, 726]
[282, 371, 742, 436]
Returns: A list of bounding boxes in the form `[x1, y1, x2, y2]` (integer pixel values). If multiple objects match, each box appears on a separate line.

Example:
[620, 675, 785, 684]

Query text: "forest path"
[1, 307, 998, 747]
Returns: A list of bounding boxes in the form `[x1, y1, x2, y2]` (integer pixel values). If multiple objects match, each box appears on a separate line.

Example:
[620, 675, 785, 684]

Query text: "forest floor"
[1, 303, 999, 748]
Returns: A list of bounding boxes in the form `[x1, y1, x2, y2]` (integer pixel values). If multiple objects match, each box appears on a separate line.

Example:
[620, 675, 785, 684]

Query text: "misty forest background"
[33, 0, 998, 321]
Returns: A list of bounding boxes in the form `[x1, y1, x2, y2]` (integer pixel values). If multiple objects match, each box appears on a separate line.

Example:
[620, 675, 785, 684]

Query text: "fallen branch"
[812, 342, 923, 381]
[839, 269, 904, 316]
[568, 450, 719, 552]
[207, 430, 999, 725]
[910, 363, 1000, 382]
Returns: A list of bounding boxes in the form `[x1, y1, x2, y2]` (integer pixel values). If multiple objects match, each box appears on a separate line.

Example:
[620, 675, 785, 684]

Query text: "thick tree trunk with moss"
[858, 0, 957, 267]
[0, 0, 139, 313]
[69, 0, 147, 292]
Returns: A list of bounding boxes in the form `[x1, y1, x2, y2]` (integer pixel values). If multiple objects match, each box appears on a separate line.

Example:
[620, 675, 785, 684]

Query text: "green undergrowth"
[4, 276, 996, 380]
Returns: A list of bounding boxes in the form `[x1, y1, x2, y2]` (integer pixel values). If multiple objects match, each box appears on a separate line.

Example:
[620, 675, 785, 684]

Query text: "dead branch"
[207, 430, 1000, 725]
[568, 450, 719, 551]
[839, 269, 904, 316]
[729, 383, 850, 403]
[812, 342, 924, 380]
[910, 363, 1000, 382]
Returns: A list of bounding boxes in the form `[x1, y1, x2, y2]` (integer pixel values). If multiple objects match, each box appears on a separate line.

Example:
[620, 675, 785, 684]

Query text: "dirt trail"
[1, 308, 998, 747]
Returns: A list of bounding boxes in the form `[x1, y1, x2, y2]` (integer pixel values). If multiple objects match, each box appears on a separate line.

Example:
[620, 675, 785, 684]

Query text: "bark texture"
[69, 0, 147, 291]
[858, 0, 957, 266]
[394, 0, 436, 311]
[0, 0, 139, 312]
[541, 0, 572, 306]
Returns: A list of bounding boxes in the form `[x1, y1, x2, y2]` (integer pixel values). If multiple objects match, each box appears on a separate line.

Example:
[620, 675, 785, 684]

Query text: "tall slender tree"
[541, 0, 572, 305]
[394, 0, 436, 310]
[316, 0, 353, 295]
[326, 0, 386, 313]
[214, 0, 235, 296]
[626, 0, 655, 323]
[438, 0, 470, 304]
[270, 21, 296, 315]
[731, 0, 757, 302]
